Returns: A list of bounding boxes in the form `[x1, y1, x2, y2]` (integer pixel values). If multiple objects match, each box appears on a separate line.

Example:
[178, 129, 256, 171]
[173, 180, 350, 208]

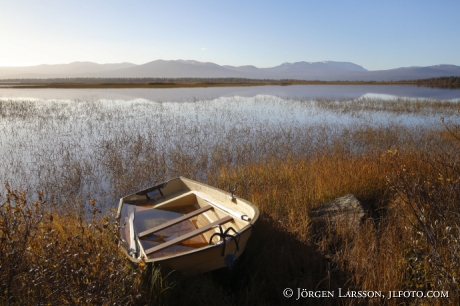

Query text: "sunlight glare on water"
[1, 85, 459, 209]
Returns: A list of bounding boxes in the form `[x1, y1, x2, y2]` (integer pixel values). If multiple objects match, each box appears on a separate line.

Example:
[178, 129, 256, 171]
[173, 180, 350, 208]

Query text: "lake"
[0, 84, 460, 101]
[1, 85, 459, 209]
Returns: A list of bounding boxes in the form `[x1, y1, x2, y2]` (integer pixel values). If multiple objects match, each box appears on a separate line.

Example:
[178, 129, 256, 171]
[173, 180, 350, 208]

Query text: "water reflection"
[1, 89, 459, 210]
[0, 85, 460, 102]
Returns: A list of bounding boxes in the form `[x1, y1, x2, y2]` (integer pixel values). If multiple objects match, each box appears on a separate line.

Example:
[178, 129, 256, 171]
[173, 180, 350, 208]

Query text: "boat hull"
[117, 177, 259, 276]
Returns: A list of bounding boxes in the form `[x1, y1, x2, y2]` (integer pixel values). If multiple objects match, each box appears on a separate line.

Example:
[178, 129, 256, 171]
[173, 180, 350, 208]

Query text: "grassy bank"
[1, 78, 418, 89]
[1, 97, 459, 304]
[3, 76, 459, 89]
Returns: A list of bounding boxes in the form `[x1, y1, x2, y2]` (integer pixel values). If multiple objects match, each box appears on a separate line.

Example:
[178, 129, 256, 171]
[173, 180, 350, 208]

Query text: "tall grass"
[1, 96, 459, 304]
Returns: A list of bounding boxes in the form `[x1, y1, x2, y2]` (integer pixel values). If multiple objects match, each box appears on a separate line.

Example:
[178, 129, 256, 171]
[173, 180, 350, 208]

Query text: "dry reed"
[1, 96, 459, 305]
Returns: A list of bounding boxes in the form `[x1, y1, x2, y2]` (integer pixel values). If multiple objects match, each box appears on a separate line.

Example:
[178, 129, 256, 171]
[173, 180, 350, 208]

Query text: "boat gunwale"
[117, 176, 259, 263]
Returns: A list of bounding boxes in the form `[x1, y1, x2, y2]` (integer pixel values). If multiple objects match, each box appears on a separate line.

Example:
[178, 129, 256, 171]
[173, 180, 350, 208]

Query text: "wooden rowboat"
[117, 177, 259, 276]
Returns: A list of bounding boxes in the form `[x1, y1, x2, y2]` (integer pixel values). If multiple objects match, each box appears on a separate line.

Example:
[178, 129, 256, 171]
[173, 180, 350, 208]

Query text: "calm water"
[1, 84, 460, 101]
[1, 85, 459, 209]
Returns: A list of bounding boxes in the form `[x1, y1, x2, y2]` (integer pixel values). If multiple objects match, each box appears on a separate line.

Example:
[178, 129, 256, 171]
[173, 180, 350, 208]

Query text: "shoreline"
[0, 80, 421, 89]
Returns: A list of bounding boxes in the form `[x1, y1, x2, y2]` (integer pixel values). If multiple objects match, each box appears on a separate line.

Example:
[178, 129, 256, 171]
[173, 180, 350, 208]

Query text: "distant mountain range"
[1, 60, 460, 81]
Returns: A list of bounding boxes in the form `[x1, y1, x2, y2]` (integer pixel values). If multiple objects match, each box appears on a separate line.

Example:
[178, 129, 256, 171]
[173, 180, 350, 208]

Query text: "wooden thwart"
[144, 216, 233, 255]
[138, 205, 214, 238]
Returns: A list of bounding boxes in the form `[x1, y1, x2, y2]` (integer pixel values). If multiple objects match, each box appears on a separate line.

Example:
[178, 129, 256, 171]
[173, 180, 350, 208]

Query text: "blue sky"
[1, 0, 459, 70]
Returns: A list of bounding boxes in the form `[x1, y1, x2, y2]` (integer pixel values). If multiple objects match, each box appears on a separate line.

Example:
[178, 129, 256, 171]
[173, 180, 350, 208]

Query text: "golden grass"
[1, 96, 459, 304]
[210, 152, 387, 239]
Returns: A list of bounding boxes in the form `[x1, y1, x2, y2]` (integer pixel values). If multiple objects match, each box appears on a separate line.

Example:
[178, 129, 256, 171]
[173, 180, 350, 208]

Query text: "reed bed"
[1, 96, 459, 305]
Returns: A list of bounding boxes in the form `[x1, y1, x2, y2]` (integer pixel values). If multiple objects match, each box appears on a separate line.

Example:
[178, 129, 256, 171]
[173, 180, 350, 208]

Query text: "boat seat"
[138, 205, 214, 238]
[144, 216, 233, 255]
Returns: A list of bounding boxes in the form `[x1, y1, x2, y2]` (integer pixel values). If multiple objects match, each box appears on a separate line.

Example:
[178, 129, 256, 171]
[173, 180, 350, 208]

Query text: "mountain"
[1, 60, 459, 81]
[263, 61, 367, 73]
[259, 61, 367, 79]
[92, 60, 247, 78]
[364, 65, 460, 81]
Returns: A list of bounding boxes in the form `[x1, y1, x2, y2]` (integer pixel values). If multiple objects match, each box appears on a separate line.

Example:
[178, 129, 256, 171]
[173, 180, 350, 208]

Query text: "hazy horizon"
[1, 1, 459, 70]
[0, 59, 458, 71]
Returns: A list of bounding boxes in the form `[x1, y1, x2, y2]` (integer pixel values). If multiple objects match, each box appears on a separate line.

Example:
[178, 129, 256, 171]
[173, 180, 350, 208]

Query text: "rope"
[209, 226, 241, 256]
